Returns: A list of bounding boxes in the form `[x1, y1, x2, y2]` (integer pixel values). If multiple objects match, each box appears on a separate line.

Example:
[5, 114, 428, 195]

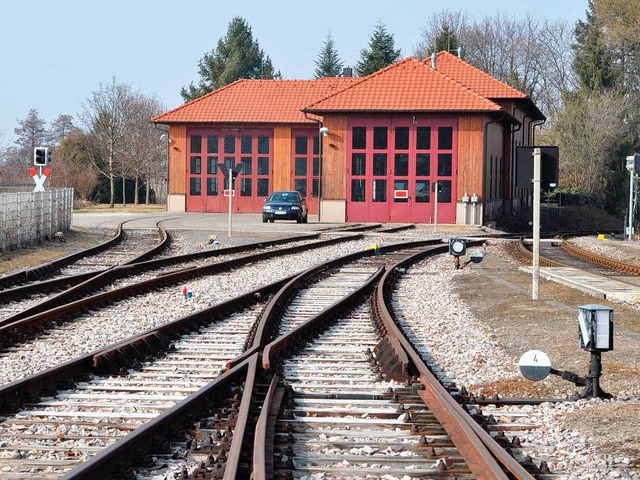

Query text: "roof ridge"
[434, 50, 527, 98]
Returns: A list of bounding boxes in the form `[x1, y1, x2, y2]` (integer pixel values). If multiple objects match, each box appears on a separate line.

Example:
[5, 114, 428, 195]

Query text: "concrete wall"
[0, 188, 74, 250]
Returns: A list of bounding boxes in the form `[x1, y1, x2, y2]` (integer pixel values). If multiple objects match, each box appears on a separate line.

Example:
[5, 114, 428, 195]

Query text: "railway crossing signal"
[34, 147, 51, 166]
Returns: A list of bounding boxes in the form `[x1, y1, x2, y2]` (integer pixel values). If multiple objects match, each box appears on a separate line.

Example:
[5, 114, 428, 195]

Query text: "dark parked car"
[262, 190, 308, 223]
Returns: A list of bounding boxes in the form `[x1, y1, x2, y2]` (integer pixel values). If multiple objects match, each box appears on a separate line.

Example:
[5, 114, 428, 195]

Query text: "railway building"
[153, 51, 544, 224]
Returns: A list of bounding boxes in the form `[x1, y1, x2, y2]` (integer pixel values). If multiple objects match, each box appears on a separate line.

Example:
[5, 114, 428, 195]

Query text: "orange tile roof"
[434, 51, 528, 99]
[303, 57, 502, 114]
[152, 78, 359, 124]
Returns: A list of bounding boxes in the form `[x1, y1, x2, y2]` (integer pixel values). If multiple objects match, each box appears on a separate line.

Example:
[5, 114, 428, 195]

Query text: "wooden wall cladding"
[457, 115, 484, 201]
[321, 114, 348, 200]
[168, 125, 187, 195]
[273, 126, 291, 191]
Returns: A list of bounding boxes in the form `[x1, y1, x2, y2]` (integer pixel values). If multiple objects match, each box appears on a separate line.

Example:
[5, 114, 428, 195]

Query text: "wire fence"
[0, 188, 74, 251]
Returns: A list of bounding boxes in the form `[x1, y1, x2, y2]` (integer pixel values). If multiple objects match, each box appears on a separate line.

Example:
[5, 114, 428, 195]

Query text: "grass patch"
[74, 204, 167, 214]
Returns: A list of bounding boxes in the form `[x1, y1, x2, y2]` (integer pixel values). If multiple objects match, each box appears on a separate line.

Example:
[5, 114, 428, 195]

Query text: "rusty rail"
[561, 236, 640, 275]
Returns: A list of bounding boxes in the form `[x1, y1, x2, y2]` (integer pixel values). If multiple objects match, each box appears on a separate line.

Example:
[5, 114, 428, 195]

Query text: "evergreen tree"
[14, 109, 47, 153]
[48, 114, 78, 147]
[314, 33, 344, 78]
[355, 22, 401, 76]
[431, 23, 460, 55]
[181, 17, 280, 102]
[572, 0, 619, 92]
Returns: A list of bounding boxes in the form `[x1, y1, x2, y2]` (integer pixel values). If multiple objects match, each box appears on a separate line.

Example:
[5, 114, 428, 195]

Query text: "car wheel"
[296, 216, 302, 223]
[269, 219, 275, 223]
[302, 214, 308, 224]
[262, 215, 268, 223]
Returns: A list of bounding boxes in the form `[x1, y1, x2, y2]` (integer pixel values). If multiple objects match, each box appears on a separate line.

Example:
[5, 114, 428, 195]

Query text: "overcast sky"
[0, 0, 587, 142]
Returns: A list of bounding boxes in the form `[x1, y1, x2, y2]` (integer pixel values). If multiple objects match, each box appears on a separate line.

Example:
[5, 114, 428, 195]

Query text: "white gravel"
[393, 254, 639, 479]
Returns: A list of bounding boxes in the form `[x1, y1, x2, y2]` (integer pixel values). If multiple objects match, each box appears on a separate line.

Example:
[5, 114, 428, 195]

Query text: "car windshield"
[269, 192, 297, 203]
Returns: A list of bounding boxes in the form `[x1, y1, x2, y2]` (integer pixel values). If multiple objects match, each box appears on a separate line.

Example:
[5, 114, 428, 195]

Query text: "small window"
[437, 180, 452, 203]
[395, 127, 409, 150]
[224, 135, 235, 153]
[312, 157, 320, 176]
[394, 154, 409, 176]
[258, 135, 269, 154]
[438, 153, 452, 176]
[416, 127, 431, 150]
[415, 180, 430, 203]
[190, 156, 201, 174]
[373, 127, 388, 150]
[207, 135, 218, 153]
[352, 153, 366, 176]
[295, 158, 307, 176]
[241, 178, 252, 196]
[438, 127, 453, 150]
[352, 127, 366, 150]
[190, 135, 202, 154]
[372, 179, 387, 202]
[241, 135, 252, 154]
[295, 179, 307, 197]
[257, 178, 269, 196]
[373, 154, 387, 176]
[313, 136, 319, 155]
[416, 154, 430, 176]
[224, 157, 234, 171]
[190, 177, 201, 196]
[312, 178, 320, 197]
[207, 178, 218, 196]
[351, 179, 365, 202]
[394, 179, 408, 203]
[207, 157, 218, 175]
[258, 157, 269, 175]
[295, 136, 308, 155]
[241, 157, 252, 175]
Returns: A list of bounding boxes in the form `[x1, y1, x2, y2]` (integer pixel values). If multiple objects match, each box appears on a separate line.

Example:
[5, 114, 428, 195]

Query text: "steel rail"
[375, 243, 535, 479]
[0, 222, 124, 291]
[561, 235, 640, 275]
[0, 275, 292, 412]
[516, 236, 566, 267]
[0, 234, 359, 342]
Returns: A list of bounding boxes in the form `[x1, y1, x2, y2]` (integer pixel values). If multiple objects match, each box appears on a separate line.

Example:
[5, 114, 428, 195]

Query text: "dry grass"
[73, 204, 167, 214]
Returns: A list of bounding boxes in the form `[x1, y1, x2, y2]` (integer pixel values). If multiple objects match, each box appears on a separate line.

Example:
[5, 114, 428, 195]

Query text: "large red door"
[291, 130, 320, 214]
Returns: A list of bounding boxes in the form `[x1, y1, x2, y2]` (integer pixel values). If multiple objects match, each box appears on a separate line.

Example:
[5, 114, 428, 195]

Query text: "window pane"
[312, 157, 320, 176]
[257, 178, 269, 196]
[415, 180, 430, 203]
[351, 179, 365, 202]
[352, 127, 366, 149]
[313, 136, 319, 155]
[438, 153, 452, 176]
[258, 135, 269, 154]
[437, 180, 452, 202]
[224, 135, 235, 153]
[438, 127, 453, 150]
[295, 179, 307, 197]
[312, 178, 319, 197]
[207, 135, 218, 153]
[190, 135, 202, 154]
[373, 127, 387, 150]
[416, 154, 430, 176]
[394, 154, 409, 176]
[207, 177, 218, 196]
[258, 157, 269, 175]
[352, 153, 366, 176]
[372, 179, 387, 202]
[190, 177, 201, 196]
[241, 135, 252, 154]
[416, 127, 431, 150]
[394, 179, 408, 203]
[241, 157, 252, 175]
[295, 157, 307, 176]
[395, 127, 409, 150]
[241, 178, 252, 196]
[295, 136, 308, 155]
[207, 157, 218, 175]
[373, 153, 387, 176]
[224, 157, 234, 171]
[190, 156, 201, 174]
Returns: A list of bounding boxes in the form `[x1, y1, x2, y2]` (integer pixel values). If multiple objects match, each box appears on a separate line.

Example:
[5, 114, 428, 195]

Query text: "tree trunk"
[122, 176, 126, 206]
[134, 176, 139, 205]
[109, 172, 115, 208]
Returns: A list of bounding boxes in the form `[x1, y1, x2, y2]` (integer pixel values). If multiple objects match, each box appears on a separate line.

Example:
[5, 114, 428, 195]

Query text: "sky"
[0, 0, 587, 144]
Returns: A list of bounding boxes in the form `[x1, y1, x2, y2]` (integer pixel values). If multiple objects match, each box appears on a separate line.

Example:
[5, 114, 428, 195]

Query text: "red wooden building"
[153, 51, 544, 225]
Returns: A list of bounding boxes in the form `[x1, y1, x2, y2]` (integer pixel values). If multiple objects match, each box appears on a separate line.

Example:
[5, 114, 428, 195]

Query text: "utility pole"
[532, 147, 541, 300]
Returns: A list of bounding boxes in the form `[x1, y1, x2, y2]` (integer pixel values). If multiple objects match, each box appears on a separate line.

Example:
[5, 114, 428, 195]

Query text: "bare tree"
[50, 131, 99, 200]
[80, 77, 137, 208]
[48, 114, 78, 147]
[413, 10, 468, 59]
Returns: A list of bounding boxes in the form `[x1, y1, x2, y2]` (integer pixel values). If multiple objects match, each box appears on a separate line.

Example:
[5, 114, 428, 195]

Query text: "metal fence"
[0, 188, 74, 250]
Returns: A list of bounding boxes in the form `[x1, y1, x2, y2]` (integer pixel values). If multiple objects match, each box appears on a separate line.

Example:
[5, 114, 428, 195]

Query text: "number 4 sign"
[29, 166, 51, 192]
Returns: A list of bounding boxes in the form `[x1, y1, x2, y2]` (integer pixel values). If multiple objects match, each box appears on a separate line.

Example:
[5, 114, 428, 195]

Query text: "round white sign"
[518, 350, 551, 381]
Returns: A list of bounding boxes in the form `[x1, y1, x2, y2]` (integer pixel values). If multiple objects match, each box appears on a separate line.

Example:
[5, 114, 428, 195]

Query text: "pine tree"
[431, 23, 459, 55]
[314, 33, 344, 78]
[572, 0, 619, 92]
[14, 109, 47, 155]
[181, 17, 280, 102]
[355, 22, 401, 76]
